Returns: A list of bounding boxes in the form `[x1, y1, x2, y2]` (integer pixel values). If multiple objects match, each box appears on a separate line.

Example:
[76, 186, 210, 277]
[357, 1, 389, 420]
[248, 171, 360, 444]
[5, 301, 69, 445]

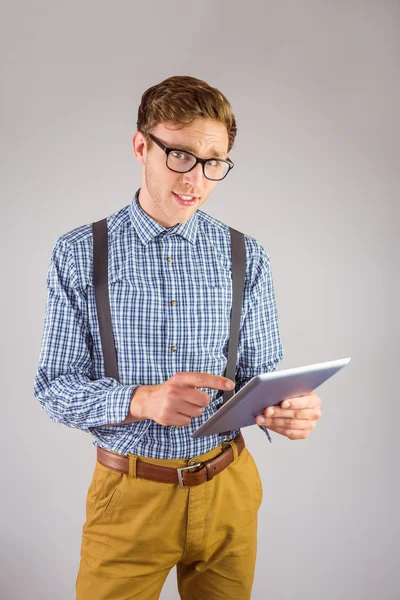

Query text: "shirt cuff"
[258, 425, 272, 443]
[105, 384, 140, 425]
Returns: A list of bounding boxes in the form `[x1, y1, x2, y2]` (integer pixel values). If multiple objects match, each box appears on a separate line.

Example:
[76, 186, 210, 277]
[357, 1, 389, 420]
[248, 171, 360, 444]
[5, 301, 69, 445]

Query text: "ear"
[132, 131, 147, 165]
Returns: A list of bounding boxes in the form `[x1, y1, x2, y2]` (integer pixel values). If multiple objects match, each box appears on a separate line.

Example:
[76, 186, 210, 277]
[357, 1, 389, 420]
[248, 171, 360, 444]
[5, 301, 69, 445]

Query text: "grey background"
[1, 1, 399, 598]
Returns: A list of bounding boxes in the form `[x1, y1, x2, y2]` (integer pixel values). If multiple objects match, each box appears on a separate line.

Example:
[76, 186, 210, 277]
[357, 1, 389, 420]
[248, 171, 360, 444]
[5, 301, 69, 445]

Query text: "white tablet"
[191, 357, 351, 438]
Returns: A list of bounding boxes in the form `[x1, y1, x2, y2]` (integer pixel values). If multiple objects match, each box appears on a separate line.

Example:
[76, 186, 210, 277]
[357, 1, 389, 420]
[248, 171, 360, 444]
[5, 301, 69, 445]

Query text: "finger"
[257, 417, 316, 431]
[172, 371, 235, 391]
[269, 426, 311, 440]
[263, 407, 322, 420]
[280, 393, 321, 410]
[172, 413, 192, 427]
[180, 398, 208, 416]
[174, 398, 213, 425]
[181, 388, 211, 408]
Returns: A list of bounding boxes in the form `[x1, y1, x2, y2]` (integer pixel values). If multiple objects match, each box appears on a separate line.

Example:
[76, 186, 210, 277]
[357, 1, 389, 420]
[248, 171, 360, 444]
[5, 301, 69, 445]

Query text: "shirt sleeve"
[33, 237, 147, 433]
[235, 241, 284, 442]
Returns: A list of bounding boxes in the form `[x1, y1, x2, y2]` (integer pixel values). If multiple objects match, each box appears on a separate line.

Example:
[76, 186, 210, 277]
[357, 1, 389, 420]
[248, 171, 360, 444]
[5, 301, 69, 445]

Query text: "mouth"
[172, 192, 199, 207]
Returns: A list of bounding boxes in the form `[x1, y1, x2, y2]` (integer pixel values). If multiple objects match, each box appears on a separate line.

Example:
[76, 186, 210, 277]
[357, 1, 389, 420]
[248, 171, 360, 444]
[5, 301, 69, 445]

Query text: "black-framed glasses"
[148, 133, 234, 181]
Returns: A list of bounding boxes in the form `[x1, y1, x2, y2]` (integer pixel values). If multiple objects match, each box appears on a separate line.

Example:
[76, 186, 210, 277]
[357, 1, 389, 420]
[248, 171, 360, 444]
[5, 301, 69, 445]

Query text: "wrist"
[124, 385, 151, 423]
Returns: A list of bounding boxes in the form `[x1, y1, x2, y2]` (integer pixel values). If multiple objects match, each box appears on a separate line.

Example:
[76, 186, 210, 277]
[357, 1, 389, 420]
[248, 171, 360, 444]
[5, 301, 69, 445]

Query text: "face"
[132, 118, 230, 228]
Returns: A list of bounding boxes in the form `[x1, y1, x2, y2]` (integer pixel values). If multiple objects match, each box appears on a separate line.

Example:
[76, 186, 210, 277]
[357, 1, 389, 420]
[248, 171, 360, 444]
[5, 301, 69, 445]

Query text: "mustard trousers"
[76, 438, 263, 600]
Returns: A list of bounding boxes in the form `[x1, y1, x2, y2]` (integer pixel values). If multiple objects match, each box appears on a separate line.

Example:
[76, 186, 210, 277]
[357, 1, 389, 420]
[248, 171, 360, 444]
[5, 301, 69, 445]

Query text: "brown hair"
[137, 75, 237, 152]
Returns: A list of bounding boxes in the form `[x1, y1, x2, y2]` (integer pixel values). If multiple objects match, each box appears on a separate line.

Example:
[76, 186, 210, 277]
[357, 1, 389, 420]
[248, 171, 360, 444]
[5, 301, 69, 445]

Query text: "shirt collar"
[129, 188, 198, 246]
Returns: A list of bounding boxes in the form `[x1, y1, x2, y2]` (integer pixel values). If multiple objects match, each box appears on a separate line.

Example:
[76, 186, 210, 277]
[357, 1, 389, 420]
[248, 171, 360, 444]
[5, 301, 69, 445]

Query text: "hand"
[255, 393, 322, 440]
[127, 372, 235, 427]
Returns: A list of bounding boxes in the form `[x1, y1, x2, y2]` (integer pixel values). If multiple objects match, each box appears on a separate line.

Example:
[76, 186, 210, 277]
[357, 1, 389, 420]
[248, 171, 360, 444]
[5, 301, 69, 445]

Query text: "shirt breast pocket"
[193, 252, 232, 289]
[191, 253, 233, 352]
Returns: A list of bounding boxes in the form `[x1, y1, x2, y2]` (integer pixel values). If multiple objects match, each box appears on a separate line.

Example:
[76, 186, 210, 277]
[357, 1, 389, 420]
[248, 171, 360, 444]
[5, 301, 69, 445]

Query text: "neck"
[137, 187, 180, 228]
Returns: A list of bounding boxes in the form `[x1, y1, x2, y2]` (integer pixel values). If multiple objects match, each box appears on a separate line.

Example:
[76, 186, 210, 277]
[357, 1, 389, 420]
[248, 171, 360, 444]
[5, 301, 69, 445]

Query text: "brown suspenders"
[93, 220, 120, 381]
[92, 219, 246, 440]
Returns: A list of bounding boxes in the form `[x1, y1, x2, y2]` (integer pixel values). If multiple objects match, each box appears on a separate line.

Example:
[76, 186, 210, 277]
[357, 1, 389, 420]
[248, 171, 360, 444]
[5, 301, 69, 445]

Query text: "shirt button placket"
[166, 241, 178, 365]
[166, 245, 178, 459]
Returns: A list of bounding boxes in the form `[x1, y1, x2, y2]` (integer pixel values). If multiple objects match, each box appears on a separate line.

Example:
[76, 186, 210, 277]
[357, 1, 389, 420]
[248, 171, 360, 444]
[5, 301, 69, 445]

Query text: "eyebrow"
[171, 143, 226, 160]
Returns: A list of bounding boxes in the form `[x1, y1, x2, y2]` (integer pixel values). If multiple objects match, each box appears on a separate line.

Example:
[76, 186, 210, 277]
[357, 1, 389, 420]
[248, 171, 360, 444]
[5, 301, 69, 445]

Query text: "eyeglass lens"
[167, 151, 229, 180]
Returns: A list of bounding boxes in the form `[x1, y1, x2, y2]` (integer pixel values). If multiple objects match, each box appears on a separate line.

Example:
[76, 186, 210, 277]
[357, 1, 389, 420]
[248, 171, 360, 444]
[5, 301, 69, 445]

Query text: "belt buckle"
[177, 463, 201, 488]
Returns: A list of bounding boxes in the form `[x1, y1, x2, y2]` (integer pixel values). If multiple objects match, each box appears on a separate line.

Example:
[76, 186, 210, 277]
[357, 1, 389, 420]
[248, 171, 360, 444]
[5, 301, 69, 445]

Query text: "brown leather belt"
[96, 432, 245, 488]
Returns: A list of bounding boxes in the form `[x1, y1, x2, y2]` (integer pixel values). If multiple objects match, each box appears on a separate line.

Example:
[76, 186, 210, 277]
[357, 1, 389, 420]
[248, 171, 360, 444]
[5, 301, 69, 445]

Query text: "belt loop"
[128, 454, 137, 478]
[228, 437, 239, 462]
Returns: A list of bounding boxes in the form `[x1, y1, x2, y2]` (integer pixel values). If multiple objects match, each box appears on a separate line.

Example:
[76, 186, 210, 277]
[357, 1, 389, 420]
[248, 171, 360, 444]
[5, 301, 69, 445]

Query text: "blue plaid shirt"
[33, 189, 284, 459]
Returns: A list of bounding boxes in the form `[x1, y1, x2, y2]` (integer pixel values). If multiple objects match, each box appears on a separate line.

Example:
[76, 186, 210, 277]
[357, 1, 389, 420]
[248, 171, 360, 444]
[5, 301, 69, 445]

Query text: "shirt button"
[167, 257, 173, 263]
[171, 345, 178, 352]
[171, 300, 178, 306]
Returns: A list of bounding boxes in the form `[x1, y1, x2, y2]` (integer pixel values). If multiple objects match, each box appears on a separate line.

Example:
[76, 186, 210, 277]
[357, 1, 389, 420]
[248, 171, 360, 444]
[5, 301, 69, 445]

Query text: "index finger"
[173, 371, 235, 390]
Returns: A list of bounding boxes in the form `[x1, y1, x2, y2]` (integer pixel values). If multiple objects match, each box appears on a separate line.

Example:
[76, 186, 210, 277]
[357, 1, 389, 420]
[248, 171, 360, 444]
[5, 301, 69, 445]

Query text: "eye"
[206, 160, 218, 167]
[171, 151, 190, 160]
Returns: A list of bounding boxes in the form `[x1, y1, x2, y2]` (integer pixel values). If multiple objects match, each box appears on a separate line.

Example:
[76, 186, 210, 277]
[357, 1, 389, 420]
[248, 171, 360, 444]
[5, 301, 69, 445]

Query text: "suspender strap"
[219, 227, 246, 438]
[92, 219, 120, 381]
[222, 227, 246, 402]
[92, 219, 246, 439]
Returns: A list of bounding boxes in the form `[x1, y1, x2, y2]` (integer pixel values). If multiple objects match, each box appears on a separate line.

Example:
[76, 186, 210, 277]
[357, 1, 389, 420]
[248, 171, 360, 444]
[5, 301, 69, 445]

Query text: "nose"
[182, 162, 204, 188]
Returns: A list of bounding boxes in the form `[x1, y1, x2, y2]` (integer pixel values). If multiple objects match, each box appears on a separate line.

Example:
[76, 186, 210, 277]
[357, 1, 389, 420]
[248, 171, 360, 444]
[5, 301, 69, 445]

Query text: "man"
[33, 75, 322, 599]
